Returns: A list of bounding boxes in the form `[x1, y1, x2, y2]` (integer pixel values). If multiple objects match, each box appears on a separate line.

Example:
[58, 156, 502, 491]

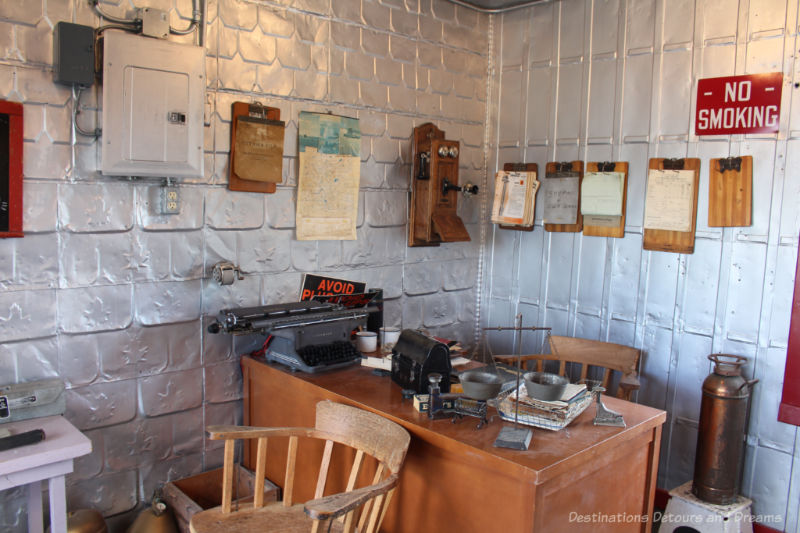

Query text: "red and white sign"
[695, 72, 783, 135]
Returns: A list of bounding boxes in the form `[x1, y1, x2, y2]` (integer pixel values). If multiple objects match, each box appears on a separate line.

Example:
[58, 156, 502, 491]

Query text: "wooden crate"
[162, 465, 279, 533]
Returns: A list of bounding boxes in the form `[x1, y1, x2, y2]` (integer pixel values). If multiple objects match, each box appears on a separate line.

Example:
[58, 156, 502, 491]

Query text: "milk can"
[692, 354, 758, 504]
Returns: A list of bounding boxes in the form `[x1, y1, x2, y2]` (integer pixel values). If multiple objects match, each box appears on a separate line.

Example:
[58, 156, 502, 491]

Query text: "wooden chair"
[189, 400, 411, 533]
[495, 335, 641, 401]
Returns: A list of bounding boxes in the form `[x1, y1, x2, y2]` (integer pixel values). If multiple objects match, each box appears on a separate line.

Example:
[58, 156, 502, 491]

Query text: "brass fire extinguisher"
[692, 354, 758, 504]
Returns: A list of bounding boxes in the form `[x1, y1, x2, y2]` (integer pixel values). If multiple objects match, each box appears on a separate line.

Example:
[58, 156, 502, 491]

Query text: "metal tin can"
[692, 354, 758, 504]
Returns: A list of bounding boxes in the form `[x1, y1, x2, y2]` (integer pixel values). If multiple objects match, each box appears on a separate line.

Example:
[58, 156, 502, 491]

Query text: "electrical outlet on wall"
[160, 185, 180, 215]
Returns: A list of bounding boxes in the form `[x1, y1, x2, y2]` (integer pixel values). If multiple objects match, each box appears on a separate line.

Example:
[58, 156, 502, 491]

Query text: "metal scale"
[426, 373, 490, 429]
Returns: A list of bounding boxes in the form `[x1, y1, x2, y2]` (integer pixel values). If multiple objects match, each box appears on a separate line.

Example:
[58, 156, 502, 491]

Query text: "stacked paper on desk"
[496, 382, 592, 431]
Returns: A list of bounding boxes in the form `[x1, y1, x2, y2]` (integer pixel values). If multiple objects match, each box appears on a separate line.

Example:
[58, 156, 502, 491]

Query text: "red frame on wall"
[0, 99, 23, 238]
[779, 239, 800, 425]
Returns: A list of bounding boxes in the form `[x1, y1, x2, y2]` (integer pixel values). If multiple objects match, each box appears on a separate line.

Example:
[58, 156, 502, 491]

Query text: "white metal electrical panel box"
[101, 31, 204, 178]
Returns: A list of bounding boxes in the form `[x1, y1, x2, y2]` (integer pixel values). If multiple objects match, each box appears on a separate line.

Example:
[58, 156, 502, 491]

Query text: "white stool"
[659, 481, 753, 533]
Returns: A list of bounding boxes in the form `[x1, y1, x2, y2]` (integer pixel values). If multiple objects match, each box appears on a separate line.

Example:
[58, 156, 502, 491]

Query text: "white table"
[0, 416, 91, 533]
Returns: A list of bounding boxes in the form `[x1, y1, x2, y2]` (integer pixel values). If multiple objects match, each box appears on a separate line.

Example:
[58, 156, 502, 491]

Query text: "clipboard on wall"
[708, 156, 752, 227]
[229, 102, 284, 193]
[498, 162, 539, 232]
[582, 161, 628, 239]
[543, 161, 583, 233]
[642, 158, 700, 254]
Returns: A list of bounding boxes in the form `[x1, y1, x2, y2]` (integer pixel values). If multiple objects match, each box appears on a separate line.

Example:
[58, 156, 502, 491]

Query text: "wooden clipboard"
[582, 161, 628, 239]
[498, 162, 538, 232]
[229, 102, 283, 193]
[708, 156, 752, 227]
[544, 161, 583, 233]
[643, 158, 700, 254]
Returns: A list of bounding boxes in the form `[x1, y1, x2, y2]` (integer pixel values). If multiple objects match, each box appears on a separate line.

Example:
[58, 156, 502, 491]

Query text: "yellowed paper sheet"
[297, 147, 360, 240]
[581, 172, 623, 216]
[233, 119, 285, 183]
[491, 171, 539, 226]
[643, 169, 695, 232]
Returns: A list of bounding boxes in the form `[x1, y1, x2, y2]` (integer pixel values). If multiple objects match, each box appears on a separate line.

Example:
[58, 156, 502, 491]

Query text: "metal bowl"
[459, 370, 503, 401]
[523, 371, 569, 401]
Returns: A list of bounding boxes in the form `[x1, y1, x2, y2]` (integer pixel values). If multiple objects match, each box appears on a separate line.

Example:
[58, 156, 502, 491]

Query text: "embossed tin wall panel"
[576, 236, 607, 310]
[625, 0, 656, 52]
[682, 239, 722, 335]
[661, 0, 695, 47]
[526, 68, 554, 142]
[555, 62, 584, 140]
[528, 3, 555, 64]
[519, 229, 545, 303]
[609, 234, 643, 320]
[587, 60, 617, 141]
[621, 54, 653, 140]
[700, 0, 739, 41]
[699, 44, 737, 78]
[591, 0, 621, 56]
[657, 50, 693, 137]
[559, 0, 587, 60]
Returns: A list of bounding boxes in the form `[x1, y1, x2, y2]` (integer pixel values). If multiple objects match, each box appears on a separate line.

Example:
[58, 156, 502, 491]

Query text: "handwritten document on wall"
[643, 169, 695, 232]
[296, 112, 361, 240]
[541, 175, 579, 225]
[491, 170, 539, 226]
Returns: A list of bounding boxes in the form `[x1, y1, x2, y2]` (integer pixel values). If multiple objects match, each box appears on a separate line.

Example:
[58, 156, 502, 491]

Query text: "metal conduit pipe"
[170, 0, 202, 36]
[92, 0, 139, 26]
[446, 0, 551, 14]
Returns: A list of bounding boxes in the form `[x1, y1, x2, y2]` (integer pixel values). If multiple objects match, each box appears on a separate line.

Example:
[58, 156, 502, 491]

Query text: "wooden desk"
[242, 357, 666, 533]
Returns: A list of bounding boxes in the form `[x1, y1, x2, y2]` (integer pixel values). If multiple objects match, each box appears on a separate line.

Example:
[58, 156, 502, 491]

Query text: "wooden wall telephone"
[408, 123, 478, 247]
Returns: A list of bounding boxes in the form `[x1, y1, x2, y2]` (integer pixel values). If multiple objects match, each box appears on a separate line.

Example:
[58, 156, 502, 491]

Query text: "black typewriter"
[208, 299, 374, 373]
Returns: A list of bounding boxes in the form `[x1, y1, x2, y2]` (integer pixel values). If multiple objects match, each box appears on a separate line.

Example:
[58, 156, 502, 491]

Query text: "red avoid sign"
[695, 72, 783, 135]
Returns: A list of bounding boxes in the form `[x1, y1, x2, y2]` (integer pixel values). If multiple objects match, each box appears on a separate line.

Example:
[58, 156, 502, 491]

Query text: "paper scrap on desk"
[450, 357, 472, 367]
[541, 175, 579, 224]
[361, 356, 392, 371]
[643, 169, 694, 232]
[296, 112, 361, 240]
[581, 172, 624, 216]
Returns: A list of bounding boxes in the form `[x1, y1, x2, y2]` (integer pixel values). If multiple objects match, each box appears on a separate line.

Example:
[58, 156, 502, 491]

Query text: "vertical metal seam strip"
[474, 12, 496, 347]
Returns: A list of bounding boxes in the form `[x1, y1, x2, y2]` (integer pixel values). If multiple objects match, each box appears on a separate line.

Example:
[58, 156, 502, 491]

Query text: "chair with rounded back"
[189, 400, 411, 533]
[495, 334, 641, 401]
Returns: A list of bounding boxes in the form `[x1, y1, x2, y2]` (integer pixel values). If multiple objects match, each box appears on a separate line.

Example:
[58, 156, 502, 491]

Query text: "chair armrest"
[618, 372, 640, 401]
[304, 475, 399, 521]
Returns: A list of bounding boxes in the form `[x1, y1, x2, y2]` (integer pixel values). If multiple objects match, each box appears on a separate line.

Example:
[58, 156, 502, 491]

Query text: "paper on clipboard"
[643, 169, 695, 232]
[541, 175, 579, 224]
[491, 170, 539, 226]
[581, 172, 624, 216]
[233, 116, 285, 183]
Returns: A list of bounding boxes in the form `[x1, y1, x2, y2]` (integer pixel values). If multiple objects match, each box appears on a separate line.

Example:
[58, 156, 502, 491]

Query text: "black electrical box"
[53, 22, 95, 87]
